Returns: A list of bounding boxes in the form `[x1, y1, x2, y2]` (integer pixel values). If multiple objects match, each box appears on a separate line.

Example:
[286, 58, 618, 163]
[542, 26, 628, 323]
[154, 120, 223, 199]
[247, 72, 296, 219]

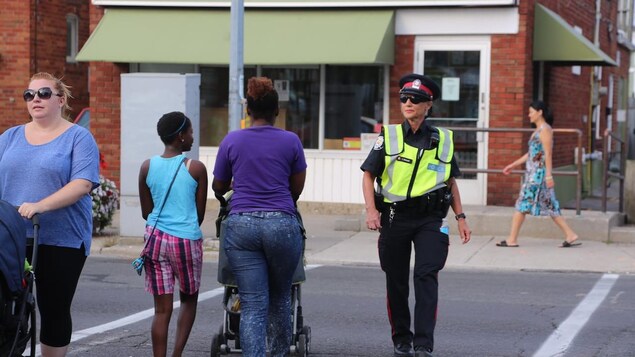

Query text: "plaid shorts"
[143, 226, 203, 295]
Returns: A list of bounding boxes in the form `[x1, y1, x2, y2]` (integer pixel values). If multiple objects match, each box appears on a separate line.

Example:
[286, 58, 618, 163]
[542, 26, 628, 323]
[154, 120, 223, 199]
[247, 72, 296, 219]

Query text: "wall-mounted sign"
[442, 77, 460, 101]
[274, 80, 290, 101]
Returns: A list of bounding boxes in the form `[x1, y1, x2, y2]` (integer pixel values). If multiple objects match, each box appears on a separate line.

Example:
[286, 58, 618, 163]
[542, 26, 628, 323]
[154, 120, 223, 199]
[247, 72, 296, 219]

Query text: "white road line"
[25, 287, 225, 357]
[26, 264, 322, 356]
[532, 273, 619, 357]
[71, 287, 226, 341]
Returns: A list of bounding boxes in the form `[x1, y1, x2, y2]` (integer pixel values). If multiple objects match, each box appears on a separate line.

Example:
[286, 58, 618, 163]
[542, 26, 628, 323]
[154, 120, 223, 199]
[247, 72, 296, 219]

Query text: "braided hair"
[246, 77, 279, 123]
[157, 111, 191, 144]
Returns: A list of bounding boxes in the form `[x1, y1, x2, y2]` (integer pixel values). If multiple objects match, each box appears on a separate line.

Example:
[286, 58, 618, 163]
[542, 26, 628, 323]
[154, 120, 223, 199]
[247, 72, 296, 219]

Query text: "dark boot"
[394, 342, 414, 357]
[414, 346, 433, 357]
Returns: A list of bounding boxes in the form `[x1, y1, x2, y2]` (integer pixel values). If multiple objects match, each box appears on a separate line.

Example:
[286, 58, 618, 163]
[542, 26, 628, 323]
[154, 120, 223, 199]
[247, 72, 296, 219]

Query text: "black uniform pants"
[378, 211, 449, 351]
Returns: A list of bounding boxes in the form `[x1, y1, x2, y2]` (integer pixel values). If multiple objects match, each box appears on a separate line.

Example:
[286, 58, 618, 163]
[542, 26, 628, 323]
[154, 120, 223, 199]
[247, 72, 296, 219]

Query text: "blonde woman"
[0, 72, 100, 356]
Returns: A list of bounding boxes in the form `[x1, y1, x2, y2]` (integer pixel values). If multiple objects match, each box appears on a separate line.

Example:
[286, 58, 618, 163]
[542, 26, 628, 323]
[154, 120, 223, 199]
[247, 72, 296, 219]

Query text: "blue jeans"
[224, 211, 303, 357]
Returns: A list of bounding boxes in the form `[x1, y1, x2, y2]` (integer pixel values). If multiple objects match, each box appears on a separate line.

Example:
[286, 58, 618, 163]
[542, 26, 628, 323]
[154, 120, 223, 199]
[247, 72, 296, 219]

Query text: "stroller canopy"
[0, 200, 26, 295]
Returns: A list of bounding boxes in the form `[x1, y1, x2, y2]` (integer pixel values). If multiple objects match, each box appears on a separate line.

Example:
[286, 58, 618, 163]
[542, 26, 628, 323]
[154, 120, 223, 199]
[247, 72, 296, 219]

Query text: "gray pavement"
[91, 205, 635, 274]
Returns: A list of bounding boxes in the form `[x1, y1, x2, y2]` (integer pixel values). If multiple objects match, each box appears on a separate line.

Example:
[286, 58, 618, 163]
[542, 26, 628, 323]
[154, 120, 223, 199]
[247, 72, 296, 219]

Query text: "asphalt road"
[25, 257, 635, 357]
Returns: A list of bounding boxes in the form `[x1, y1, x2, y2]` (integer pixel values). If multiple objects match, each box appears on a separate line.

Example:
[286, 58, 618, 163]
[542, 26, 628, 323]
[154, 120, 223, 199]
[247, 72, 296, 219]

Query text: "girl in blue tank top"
[138, 111, 208, 357]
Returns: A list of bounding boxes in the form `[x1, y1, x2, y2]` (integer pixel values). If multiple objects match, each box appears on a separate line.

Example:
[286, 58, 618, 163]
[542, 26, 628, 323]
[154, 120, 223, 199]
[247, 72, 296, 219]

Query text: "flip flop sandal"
[560, 240, 582, 248]
[496, 240, 519, 247]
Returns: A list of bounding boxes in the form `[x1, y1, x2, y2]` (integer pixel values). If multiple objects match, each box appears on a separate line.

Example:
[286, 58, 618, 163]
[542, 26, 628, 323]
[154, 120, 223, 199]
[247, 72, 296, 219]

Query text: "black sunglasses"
[23, 87, 62, 102]
[399, 95, 426, 105]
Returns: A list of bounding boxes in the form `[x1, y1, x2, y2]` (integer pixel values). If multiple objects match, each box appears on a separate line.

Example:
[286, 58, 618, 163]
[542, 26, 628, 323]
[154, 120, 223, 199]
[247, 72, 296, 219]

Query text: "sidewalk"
[308, 231, 635, 273]
[91, 208, 635, 274]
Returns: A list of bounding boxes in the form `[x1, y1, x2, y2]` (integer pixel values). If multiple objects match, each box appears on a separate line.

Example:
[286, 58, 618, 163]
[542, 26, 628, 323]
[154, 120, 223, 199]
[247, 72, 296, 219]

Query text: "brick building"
[43, 0, 635, 207]
[0, 0, 90, 129]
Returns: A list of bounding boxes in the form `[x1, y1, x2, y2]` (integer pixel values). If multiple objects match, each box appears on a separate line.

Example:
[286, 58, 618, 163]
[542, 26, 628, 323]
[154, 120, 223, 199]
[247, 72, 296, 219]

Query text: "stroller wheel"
[301, 326, 311, 354]
[210, 326, 223, 357]
[210, 334, 220, 357]
[297, 333, 307, 357]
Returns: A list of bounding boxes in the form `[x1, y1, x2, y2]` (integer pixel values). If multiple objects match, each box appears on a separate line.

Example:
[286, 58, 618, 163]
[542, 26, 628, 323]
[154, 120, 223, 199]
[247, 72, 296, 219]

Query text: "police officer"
[361, 73, 471, 357]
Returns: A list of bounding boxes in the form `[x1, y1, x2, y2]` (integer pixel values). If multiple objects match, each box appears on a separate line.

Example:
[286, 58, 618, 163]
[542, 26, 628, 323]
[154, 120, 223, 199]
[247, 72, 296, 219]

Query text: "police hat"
[399, 73, 441, 101]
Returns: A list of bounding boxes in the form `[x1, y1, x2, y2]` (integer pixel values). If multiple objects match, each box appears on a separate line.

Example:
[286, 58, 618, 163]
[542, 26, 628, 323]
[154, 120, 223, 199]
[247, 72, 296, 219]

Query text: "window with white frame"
[134, 64, 385, 149]
[66, 14, 79, 63]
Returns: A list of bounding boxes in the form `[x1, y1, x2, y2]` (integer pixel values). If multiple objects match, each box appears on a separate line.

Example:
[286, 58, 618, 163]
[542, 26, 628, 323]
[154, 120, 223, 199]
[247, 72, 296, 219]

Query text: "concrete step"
[610, 224, 635, 243]
[333, 205, 626, 242]
[450, 205, 625, 242]
[208, 200, 627, 243]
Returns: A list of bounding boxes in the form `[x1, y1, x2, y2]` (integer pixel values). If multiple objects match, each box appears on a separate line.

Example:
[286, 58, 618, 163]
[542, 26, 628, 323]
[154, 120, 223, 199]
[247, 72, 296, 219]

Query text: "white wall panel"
[120, 73, 201, 236]
[396, 7, 519, 35]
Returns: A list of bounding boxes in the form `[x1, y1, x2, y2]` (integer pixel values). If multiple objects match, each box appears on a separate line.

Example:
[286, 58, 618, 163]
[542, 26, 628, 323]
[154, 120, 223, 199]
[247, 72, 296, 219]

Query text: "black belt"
[379, 188, 452, 216]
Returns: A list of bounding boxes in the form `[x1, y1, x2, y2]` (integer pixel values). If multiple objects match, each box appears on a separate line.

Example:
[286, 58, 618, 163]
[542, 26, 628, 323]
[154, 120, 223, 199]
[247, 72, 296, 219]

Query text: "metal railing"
[602, 129, 626, 213]
[445, 127, 584, 215]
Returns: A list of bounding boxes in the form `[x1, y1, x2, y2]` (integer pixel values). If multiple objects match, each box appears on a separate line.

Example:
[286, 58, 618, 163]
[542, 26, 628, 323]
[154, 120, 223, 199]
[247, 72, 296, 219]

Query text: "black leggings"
[26, 244, 86, 347]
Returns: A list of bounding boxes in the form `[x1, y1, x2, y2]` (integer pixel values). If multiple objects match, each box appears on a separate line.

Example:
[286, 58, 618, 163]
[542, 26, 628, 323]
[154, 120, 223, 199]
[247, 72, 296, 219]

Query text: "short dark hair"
[529, 100, 554, 125]
[157, 111, 191, 145]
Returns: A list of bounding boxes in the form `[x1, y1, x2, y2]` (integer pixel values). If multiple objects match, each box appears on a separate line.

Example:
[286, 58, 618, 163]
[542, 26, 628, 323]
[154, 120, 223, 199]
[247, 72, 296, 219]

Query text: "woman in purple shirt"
[212, 77, 307, 357]
[0, 72, 99, 356]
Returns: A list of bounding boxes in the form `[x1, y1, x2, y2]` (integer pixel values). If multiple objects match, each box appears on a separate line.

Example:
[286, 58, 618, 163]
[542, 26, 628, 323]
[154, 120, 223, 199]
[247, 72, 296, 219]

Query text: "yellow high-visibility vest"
[380, 124, 454, 203]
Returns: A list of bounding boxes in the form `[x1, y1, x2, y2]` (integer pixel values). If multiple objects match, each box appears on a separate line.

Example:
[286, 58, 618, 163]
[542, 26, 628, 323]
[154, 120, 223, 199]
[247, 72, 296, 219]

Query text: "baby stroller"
[0, 200, 38, 357]
[210, 194, 311, 357]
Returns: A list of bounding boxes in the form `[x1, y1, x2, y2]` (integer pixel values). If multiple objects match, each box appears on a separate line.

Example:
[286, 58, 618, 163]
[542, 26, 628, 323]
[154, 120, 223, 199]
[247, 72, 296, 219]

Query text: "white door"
[415, 36, 490, 205]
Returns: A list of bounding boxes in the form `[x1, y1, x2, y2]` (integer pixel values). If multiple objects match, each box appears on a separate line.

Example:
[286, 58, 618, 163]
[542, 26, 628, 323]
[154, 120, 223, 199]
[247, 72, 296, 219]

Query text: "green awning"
[76, 8, 394, 65]
[533, 4, 616, 66]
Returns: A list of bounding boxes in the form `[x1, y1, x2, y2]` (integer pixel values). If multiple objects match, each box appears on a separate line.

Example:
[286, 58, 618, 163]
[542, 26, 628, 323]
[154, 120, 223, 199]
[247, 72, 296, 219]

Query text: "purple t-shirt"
[213, 125, 307, 215]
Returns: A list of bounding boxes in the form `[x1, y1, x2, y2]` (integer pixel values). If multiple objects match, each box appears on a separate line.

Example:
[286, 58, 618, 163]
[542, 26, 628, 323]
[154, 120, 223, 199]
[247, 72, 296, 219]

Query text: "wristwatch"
[455, 213, 466, 221]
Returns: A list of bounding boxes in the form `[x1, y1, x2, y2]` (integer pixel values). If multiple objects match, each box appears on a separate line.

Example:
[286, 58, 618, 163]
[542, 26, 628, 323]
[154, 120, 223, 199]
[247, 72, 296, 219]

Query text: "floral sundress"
[514, 125, 561, 216]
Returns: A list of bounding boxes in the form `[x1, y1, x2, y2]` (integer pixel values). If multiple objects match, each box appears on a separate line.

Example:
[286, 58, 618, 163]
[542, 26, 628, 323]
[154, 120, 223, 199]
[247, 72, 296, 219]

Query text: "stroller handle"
[14, 206, 40, 226]
[215, 190, 234, 208]
[31, 214, 39, 227]
[215, 194, 228, 207]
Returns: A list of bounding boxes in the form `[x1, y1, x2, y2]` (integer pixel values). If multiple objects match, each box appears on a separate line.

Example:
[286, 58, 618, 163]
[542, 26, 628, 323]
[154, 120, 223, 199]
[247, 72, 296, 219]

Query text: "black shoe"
[394, 342, 414, 357]
[414, 346, 433, 357]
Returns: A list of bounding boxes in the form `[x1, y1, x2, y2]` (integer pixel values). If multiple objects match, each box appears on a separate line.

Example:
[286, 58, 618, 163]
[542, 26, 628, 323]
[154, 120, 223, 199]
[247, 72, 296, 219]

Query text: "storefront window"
[200, 67, 229, 147]
[200, 66, 318, 147]
[261, 67, 320, 149]
[199, 66, 256, 146]
[142, 64, 384, 150]
[324, 65, 384, 150]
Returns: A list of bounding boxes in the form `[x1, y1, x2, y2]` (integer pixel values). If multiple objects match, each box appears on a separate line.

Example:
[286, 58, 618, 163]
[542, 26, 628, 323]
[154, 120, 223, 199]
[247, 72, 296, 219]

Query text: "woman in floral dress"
[496, 100, 579, 248]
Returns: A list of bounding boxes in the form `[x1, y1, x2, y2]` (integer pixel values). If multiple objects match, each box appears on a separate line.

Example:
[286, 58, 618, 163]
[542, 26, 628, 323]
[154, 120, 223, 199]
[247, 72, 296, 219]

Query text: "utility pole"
[228, 0, 244, 132]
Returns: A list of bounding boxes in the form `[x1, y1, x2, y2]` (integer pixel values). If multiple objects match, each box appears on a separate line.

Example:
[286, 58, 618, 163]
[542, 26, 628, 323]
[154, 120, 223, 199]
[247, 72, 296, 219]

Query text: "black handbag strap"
[141, 156, 187, 254]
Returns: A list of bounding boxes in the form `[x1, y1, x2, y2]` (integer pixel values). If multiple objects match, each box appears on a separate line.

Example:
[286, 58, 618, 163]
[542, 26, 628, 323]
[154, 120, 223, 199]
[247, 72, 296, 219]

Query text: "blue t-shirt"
[0, 125, 100, 255]
[213, 125, 307, 215]
[145, 155, 202, 240]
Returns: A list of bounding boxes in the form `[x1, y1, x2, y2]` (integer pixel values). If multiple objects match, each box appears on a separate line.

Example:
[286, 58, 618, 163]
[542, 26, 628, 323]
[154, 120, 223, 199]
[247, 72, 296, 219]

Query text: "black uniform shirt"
[360, 120, 461, 179]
